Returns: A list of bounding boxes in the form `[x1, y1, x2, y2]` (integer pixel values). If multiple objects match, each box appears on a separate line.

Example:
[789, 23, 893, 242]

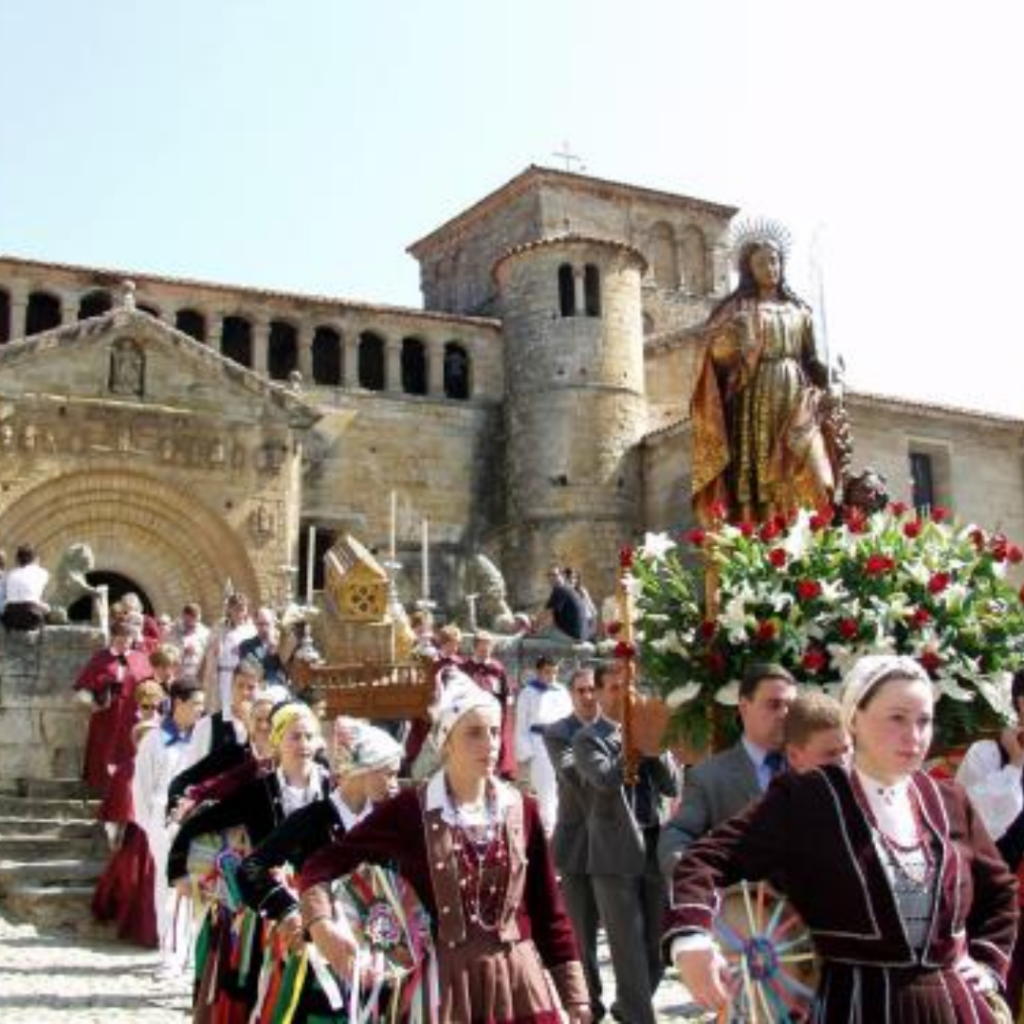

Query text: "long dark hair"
[708, 241, 808, 321]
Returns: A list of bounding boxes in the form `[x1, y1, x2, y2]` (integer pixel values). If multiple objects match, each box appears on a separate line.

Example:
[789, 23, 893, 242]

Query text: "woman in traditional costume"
[298, 671, 591, 1024]
[167, 701, 331, 1022]
[668, 655, 1018, 1022]
[956, 667, 1024, 1014]
[237, 719, 403, 1022]
[690, 224, 841, 525]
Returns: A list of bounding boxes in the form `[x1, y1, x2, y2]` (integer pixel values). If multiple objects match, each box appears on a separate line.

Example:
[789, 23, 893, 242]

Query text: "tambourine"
[713, 879, 818, 1023]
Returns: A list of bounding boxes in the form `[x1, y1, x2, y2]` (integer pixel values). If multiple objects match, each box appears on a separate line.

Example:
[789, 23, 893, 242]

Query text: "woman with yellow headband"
[237, 718, 403, 1022]
[167, 699, 330, 1022]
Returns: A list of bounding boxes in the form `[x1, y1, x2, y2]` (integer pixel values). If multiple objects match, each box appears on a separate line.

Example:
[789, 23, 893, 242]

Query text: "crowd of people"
[15, 566, 1018, 1023]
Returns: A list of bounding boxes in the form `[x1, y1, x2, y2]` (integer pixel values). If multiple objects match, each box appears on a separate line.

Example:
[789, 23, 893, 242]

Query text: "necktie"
[764, 750, 786, 781]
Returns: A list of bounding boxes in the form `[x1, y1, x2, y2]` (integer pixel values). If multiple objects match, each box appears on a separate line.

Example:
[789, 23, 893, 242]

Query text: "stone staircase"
[0, 777, 111, 935]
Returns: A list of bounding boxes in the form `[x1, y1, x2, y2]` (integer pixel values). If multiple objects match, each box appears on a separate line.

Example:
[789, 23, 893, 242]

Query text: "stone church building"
[1, 165, 1022, 620]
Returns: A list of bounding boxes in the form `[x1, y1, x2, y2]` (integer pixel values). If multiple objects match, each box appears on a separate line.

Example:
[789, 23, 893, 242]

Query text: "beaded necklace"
[447, 782, 509, 931]
[851, 771, 936, 886]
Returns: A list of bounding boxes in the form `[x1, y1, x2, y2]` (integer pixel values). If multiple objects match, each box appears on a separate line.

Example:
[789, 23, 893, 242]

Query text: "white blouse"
[955, 738, 1022, 842]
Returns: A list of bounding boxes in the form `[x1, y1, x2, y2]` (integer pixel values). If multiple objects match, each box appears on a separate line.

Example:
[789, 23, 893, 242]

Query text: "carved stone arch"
[0, 469, 261, 615]
[649, 222, 679, 289]
[681, 224, 709, 295]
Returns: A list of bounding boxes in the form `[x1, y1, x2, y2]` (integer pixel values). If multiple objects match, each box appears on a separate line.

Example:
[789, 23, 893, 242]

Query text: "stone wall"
[0, 626, 101, 780]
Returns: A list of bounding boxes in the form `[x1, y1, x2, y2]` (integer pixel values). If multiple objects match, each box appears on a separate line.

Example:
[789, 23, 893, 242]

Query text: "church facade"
[1, 165, 1022, 620]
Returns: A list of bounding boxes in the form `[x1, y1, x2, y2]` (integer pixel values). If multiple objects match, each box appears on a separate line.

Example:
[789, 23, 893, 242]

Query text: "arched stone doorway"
[0, 469, 262, 618]
[67, 570, 154, 621]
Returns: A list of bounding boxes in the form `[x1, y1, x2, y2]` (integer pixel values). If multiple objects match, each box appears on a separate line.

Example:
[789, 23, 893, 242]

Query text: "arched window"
[358, 332, 385, 391]
[681, 225, 708, 295]
[584, 264, 601, 317]
[558, 263, 575, 317]
[649, 222, 679, 289]
[176, 308, 207, 342]
[137, 303, 161, 318]
[26, 291, 62, 335]
[0, 289, 10, 344]
[78, 290, 113, 319]
[443, 342, 471, 400]
[221, 315, 253, 367]
[312, 326, 341, 386]
[268, 320, 298, 381]
[401, 337, 428, 395]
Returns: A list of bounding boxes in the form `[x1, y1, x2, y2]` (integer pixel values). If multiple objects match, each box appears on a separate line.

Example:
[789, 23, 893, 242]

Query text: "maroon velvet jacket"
[299, 786, 580, 972]
[664, 765, 1018, 1020]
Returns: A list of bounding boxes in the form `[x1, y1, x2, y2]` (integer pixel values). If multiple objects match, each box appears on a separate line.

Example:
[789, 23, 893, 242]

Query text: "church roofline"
[0, 306, 322, 426]
[491, 233, 649, 279]
[406, 165, 740, 258]
[0, 254, 502, 332]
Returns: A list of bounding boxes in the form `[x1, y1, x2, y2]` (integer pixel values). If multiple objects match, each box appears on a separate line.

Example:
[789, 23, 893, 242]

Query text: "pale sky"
[1, 0, 1020, 416]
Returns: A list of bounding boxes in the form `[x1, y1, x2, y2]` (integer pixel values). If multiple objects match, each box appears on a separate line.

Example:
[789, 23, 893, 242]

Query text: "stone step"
[0, 777, 93, 800]
[0, 816, 98, 837]
[3, 882, 115, 936]
[0, 794, 100, 819]
[0, 857, 106, 893]
[0, 832, 105, 860]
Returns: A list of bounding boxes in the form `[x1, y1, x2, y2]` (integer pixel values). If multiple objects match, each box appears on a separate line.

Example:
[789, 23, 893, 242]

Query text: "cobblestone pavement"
[0, 908, 709, 1022]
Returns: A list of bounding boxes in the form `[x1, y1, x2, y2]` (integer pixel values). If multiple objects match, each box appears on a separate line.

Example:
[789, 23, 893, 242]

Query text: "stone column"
[7, 282, 28, 339]
[59, 292, 78, 326]
[573, 268, 585, 315]
[342, 332, 358, 388]
[385, 336, 402, 393]
[252, 316, 271, 375]
[209, 312, 224, 355]
[427, 338, 444, 397]
[296, 323, 312, 383]
[162, 307, 177, 327]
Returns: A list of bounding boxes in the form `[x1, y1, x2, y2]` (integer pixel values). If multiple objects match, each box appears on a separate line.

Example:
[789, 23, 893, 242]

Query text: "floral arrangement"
[620, 503, 1024, 752]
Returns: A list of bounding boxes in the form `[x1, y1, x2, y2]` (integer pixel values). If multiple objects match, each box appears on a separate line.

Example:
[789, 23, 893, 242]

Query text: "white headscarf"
[331, 717, 403, 777]
[839, 655, 932, 732]
[430, 668, 501, 750]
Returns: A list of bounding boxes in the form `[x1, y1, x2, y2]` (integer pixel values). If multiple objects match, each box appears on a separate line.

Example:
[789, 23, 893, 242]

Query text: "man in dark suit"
[544, 667, 604, 1020]
[573, 662, 680, 1024]
[657, 662, 797, 878]
[238, 606, 287, 687]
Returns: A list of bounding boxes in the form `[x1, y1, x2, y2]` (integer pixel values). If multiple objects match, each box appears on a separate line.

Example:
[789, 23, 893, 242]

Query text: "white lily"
[666, 682, 703, 709]
[714, 680, 741, 706]
[782, 509, 813, 560]
[638, 531, 677, 563]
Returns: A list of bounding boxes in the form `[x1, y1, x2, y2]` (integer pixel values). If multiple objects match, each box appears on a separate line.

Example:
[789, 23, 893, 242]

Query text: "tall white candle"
[389, 491, 397, 564]
[421, 518, 430, 601]
[306, 524, 316, 605]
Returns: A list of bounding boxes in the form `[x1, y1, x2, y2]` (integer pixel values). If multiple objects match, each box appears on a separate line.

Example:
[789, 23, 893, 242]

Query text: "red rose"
[755, 620, 777, 644]
[709, 501, 727, 521]
[686, 528, 706, 547]
[890, 501, 908, 517]
[699, 620, 717, 641]
[802, 648, 828, 673]
[1009, 545, 1024, 565]
[927, 572, 950, 594]
[991, 538, 1009, 563]
[706, 650, 727, 676]
[768, 548, 787, 568]
[838, 618, 860, 640]
[910, 607, 931, 629]
[760, 521, 781, 543]
[864, 554, 894, 576]
[606, 621, 623, 637]
[619, 546, 634, 569]
[613, 640, 636, 660]
[845, 508, 867, 534]
[809, 513, 828, 532]
[774, 513, 789, 531]
[796, 579, 822, 601]
[738, 521, 755, 538]
[919, 649, 942, 674]
[930, 506, 949, 523]
[903, 521, 922, 539]
[970, 528, 987, 550]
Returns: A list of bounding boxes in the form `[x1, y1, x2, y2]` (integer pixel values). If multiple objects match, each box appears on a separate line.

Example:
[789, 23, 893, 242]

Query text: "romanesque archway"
[0, 469, 261, 618]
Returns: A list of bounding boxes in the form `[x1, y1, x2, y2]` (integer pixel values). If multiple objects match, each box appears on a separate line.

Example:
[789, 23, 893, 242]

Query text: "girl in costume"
[298, 670, 592, 1024]
[669, 655, 1018, 1023]
[237, 718, 403, 1022]
[168, 700, 331, 1022]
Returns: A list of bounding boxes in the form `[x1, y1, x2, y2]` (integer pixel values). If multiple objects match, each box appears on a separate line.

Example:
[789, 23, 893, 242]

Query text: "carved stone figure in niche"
[249, 502, 275, 541]
[22, 425, 37, 452]
[209, 438, 226, 466]
[46, 543, 104, 624]
[109, 339, 145, 397]
[258, 440, 286, 474]
[159, 436, 175, 462]
[231, 442, 247, 472]
[0, 423, 14, 450]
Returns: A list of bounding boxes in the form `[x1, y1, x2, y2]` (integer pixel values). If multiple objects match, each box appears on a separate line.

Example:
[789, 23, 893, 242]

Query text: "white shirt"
[514, 679, 573, 763]
[177, 711, 248, 775]
[2, 563, 49, 605]
[424, 770, 515, 827]
[956, 737, 1023, 841]
[133, 721, 197, 833]
[174, 621, 210, 683]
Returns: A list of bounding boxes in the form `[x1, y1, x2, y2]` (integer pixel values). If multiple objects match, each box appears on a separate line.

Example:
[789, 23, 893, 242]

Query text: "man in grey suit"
[544, 667, 605, 1020]
[657, 662, 797, 878]
[573, 662, 680, 1024]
